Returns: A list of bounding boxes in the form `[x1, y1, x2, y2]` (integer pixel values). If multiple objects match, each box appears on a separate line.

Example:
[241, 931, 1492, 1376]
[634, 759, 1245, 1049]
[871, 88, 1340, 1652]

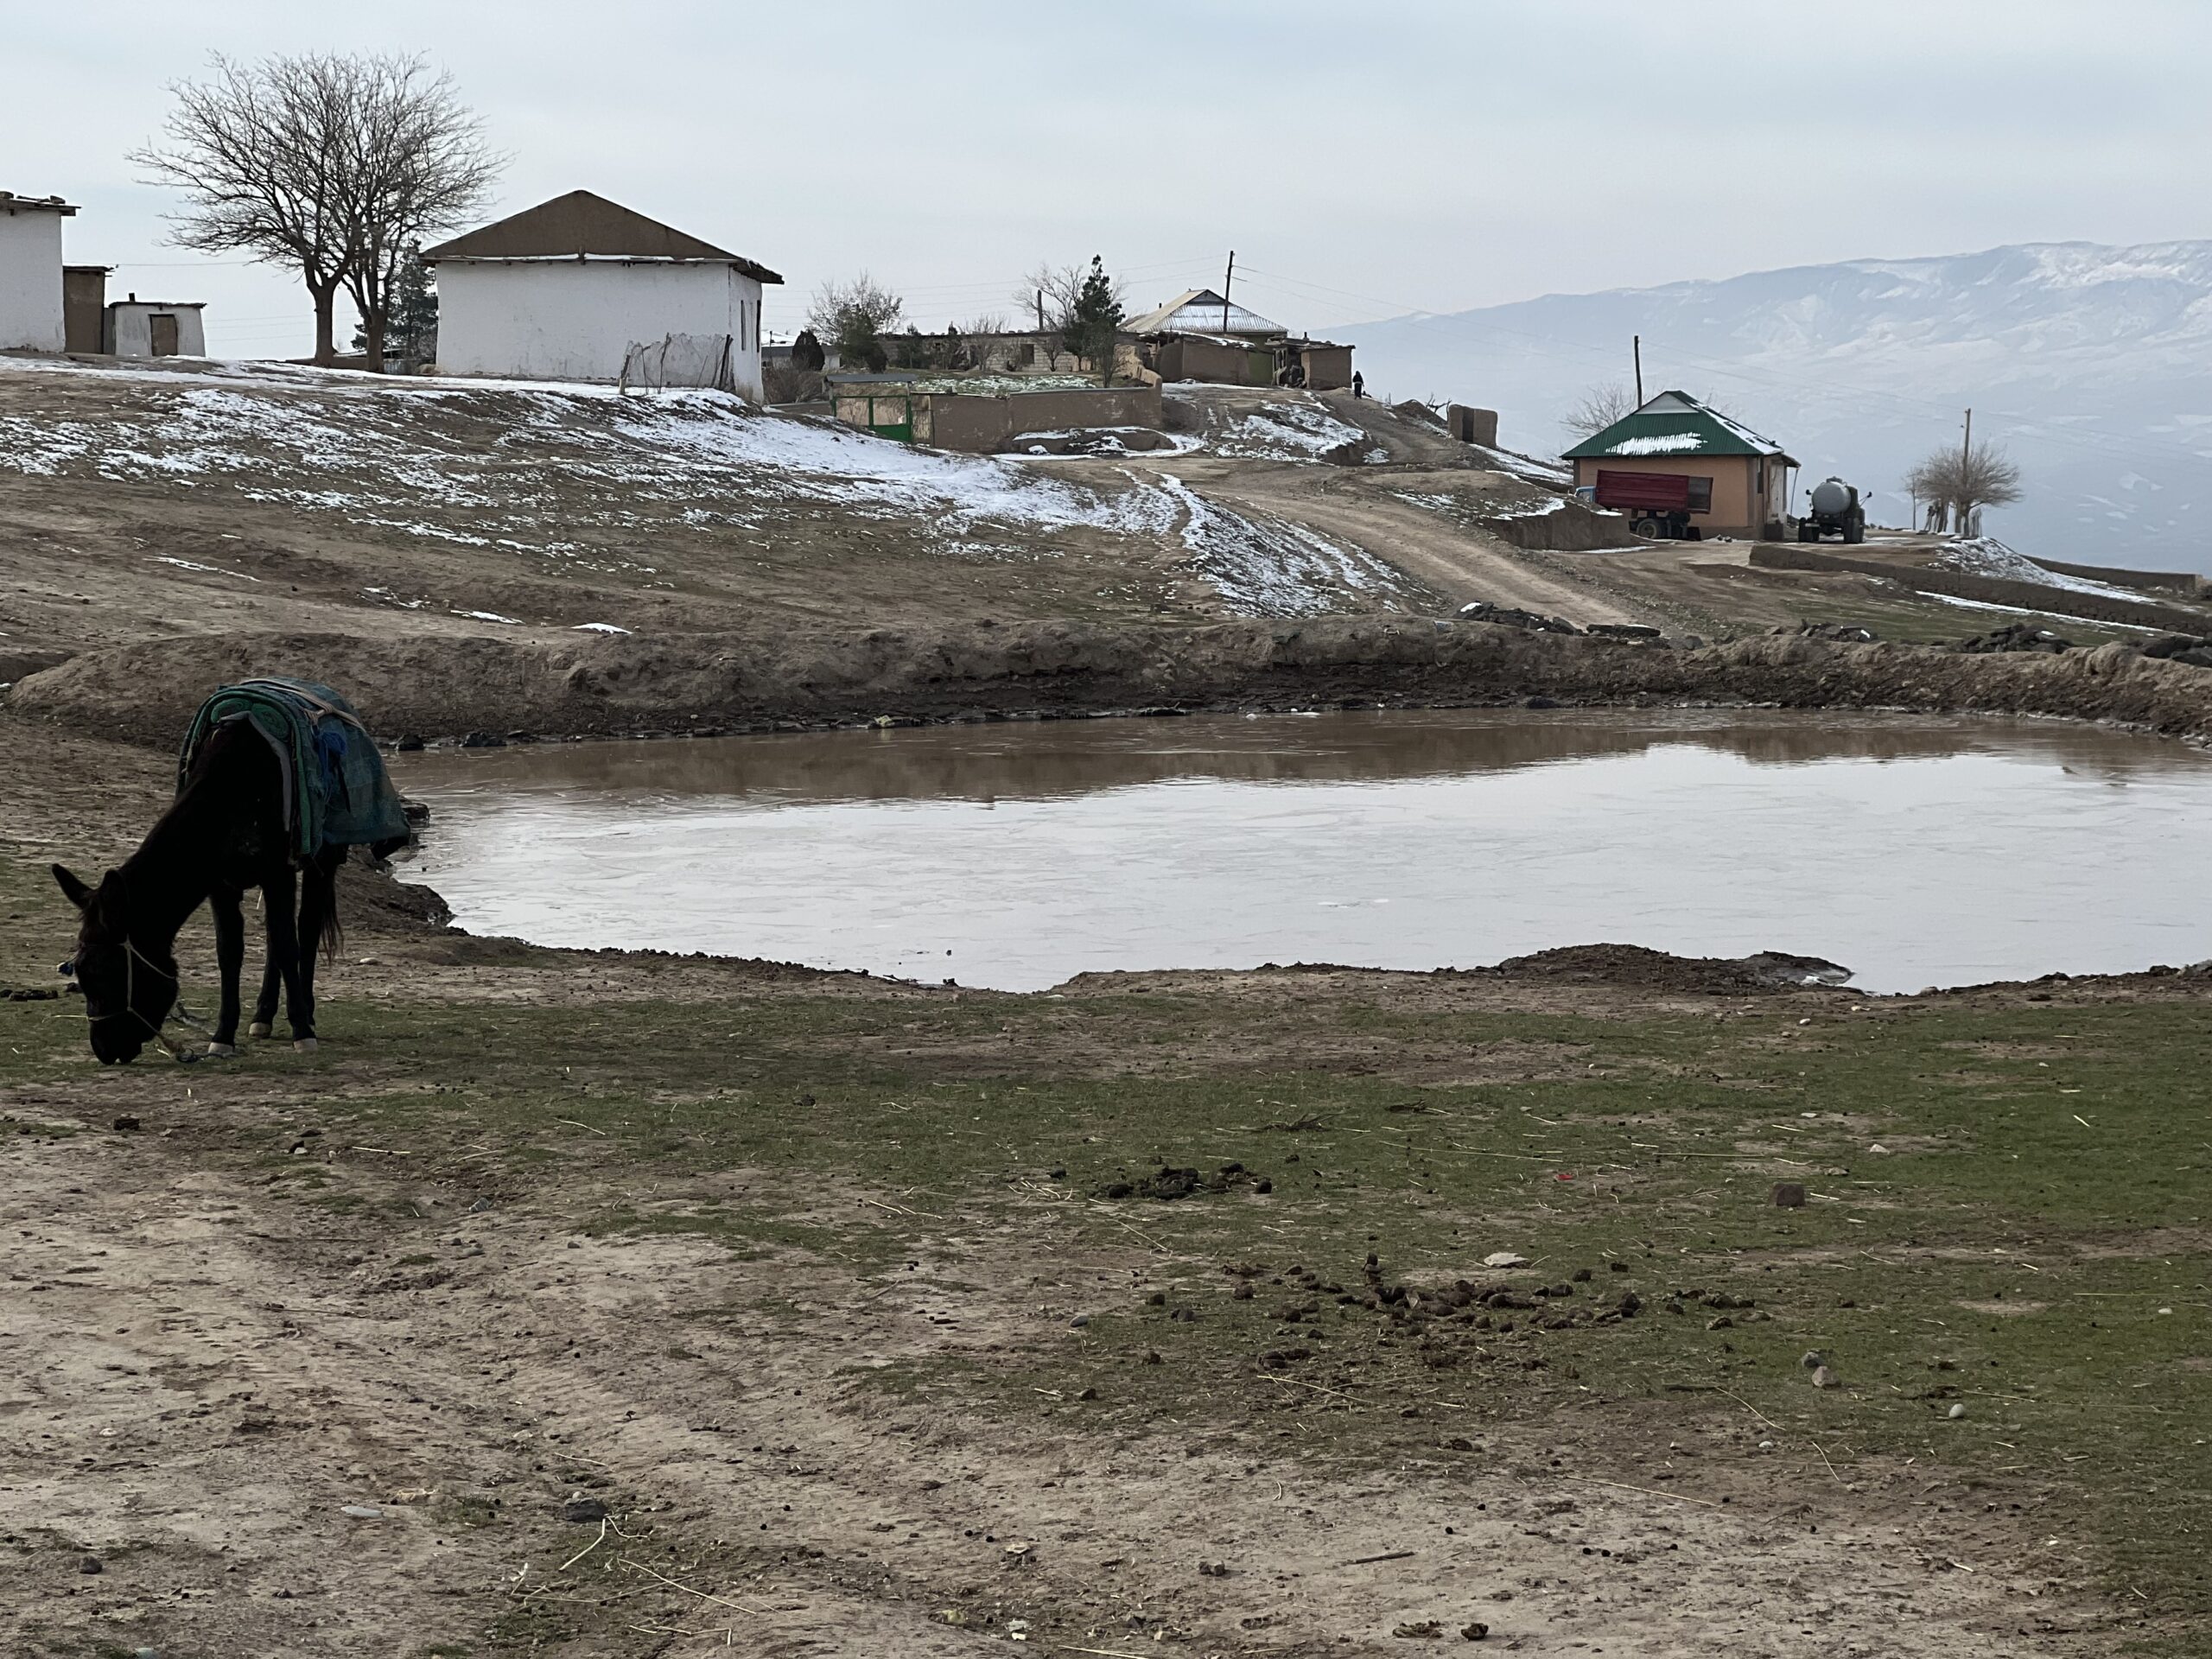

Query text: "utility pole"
[1633, 335, 1643, 404]
[1036, 289, 1045, 332]
[1223, 251, 1235, 333]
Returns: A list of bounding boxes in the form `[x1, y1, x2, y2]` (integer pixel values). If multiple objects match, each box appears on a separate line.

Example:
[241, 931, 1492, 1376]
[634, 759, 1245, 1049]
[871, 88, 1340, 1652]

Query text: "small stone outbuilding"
[105, 296, 207, 358]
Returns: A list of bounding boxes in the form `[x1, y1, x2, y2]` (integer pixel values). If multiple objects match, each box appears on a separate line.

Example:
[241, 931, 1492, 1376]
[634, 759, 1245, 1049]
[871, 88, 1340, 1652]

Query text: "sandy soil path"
[1, 1104, 2093, 1657]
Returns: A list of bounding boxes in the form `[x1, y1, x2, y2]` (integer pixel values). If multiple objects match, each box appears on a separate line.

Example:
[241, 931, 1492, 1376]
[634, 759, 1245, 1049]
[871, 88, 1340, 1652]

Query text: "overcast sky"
[10, 0, 2209, 357]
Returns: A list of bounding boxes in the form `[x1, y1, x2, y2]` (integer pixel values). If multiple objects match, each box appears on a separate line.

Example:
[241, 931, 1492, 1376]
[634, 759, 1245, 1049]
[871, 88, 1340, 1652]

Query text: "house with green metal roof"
[1563, 391, 1797, 540]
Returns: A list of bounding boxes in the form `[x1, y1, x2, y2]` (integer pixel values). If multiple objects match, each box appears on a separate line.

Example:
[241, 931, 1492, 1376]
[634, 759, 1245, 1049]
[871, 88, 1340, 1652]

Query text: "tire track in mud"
[0, 1114, 2111, 1656]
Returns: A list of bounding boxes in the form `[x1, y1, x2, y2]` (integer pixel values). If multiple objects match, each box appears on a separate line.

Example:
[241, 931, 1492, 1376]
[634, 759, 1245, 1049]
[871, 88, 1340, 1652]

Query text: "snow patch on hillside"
[1936, 536, 2152, 601]
[1205, 399, 1367, 462]
[0, 362, 1179, 552]
[1154, 474, 1411, 614]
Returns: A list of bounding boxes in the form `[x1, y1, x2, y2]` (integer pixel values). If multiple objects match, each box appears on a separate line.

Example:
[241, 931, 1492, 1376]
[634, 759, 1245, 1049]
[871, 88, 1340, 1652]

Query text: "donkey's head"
[53, 864, 175, 1065]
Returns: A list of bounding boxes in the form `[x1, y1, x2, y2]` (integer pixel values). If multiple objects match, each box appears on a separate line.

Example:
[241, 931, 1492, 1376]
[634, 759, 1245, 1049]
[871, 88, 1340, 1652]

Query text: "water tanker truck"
[1799, 476, 1866, 544]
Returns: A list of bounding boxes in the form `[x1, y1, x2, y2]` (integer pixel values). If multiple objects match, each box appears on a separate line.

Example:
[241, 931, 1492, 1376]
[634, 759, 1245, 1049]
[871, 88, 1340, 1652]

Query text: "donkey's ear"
[51, 864, 93, 911]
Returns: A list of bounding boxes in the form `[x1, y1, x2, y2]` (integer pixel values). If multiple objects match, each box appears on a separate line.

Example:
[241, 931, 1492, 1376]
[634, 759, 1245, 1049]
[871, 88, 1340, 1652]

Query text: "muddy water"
[394, 709, 2212, 993]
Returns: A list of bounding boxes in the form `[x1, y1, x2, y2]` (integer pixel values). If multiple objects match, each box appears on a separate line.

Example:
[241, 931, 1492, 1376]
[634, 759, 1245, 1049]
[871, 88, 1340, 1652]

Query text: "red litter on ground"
[1554, 1172, 1575, 1181]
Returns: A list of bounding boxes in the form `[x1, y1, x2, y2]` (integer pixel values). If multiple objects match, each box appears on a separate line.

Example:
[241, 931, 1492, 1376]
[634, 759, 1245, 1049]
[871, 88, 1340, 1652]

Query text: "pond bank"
[7, 615, 2212, 750]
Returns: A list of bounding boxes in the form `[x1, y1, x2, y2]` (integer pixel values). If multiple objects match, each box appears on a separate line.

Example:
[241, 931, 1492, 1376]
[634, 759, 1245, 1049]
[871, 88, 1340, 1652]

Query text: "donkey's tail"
[315, 853, 345, 965]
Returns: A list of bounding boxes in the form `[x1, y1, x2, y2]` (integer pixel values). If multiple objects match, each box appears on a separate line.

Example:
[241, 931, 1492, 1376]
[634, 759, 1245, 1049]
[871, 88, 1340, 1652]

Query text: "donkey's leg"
[249, 944, 282, 1039]
[249, 874, 288, 1038]
[207, 887, 246, 1056]
[258, 868, 313, 1050]
[292, 852, 340, 1049]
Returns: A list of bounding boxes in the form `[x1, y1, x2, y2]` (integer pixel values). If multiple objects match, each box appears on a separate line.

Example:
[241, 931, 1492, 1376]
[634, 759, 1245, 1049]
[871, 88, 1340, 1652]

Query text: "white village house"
[0, 191, 76, 353]
[423, 191, 782, 396]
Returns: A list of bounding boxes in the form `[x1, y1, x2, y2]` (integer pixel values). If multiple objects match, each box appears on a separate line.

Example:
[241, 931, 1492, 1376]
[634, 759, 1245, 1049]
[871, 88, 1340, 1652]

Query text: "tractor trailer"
[1587, 469, 1701, 540]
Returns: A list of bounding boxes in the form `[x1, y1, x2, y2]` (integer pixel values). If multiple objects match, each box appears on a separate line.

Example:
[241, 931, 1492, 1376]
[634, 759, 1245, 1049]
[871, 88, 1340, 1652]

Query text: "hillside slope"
[1343, 240, 2212, 574]
[0, 356, 1438, 683]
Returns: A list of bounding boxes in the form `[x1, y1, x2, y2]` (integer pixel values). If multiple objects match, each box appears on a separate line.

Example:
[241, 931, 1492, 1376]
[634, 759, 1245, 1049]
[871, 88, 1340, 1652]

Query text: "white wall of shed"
[0, 211, 66, 352]
[105, 303, 207, 357]
[434, 261, 766, 397]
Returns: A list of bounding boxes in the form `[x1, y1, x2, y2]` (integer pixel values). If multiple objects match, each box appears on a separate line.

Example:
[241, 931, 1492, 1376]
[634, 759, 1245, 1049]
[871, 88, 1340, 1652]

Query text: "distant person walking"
[1351, 372, 1365, 400]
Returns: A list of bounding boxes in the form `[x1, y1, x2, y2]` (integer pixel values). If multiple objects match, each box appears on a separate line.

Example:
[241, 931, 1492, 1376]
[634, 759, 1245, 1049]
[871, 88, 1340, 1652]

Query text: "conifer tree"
[1063, 256, 1124, 386]
[386, 242, 437, 369]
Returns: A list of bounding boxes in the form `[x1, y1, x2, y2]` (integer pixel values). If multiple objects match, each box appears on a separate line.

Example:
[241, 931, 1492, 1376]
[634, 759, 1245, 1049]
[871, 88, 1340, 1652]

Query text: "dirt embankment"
[9, 616, 2212, 750]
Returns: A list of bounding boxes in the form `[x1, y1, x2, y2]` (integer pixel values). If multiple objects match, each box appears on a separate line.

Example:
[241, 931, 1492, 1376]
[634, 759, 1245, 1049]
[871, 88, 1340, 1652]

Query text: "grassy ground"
[3, 837, 2206, 1652]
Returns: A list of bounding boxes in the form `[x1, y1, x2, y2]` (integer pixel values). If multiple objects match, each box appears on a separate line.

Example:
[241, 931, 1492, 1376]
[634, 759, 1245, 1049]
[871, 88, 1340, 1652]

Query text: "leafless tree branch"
[131, 53, 501, 367]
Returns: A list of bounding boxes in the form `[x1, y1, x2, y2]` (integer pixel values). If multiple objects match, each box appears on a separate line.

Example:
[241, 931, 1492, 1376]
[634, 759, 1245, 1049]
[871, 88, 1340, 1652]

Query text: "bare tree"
[1016, 263, 1130, 372]
[134, 53, 499, 368]
[1561, 383, 1635, 439]
[334, 58, 501, 372]
[1905, 440, 2023, 536]
[806, 273, 904, 372]
[134, 55, 354, 362]
[1014, 263, 1085, 337]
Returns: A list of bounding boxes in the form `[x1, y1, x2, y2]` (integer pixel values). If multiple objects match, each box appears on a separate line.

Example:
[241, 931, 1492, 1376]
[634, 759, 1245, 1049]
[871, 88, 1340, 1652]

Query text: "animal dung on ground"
[1811, 1364, 1840, 1389]
[1771, 1182, 1808, 1208]
[1096, 1162, 1268, 1201]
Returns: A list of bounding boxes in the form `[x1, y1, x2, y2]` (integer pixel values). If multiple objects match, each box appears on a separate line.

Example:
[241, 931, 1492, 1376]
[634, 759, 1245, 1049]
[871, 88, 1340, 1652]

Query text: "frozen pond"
[393, 709, 2212, 993]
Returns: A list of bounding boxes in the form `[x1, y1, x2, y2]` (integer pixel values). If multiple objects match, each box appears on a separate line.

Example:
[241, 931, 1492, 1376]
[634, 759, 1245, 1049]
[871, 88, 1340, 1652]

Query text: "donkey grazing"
[56, 678, 408, 1065]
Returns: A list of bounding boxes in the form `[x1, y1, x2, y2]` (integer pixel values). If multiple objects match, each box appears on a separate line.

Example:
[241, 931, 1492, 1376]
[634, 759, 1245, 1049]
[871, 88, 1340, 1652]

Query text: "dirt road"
[2, 1009, 2120, 1659]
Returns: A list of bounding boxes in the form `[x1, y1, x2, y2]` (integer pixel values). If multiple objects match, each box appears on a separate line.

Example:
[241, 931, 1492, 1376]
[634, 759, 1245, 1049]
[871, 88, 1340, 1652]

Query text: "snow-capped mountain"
[1339, 242, 2212, 573]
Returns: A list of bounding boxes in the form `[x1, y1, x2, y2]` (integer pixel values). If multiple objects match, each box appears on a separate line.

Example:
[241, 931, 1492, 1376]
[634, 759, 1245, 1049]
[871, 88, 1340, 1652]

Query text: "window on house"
[1755, 462, 1765, 495]
[1686, 477, 1713, 512]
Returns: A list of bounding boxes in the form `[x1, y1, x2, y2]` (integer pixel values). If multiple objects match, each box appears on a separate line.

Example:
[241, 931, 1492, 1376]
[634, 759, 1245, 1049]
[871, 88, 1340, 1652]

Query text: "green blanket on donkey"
[177, 678, 410, 860]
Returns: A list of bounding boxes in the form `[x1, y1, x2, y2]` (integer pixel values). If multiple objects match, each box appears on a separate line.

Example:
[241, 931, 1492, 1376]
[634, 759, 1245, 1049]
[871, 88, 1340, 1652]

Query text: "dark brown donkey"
[54, 719, 346, 1065]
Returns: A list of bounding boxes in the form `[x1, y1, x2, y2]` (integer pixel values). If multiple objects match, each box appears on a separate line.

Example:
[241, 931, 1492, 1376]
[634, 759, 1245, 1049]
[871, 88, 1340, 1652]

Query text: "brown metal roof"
[422, 190, 782, 283]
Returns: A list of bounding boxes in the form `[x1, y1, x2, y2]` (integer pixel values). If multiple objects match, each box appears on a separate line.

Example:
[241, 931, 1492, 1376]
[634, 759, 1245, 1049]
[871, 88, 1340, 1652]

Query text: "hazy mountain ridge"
[1340, 241, 2212, 572]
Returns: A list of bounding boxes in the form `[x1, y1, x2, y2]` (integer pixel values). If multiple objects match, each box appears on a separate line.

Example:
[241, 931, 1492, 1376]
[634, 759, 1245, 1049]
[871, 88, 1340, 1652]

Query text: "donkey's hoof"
[204, 1042, 238, 1058]
[292, 1037, 318, 1054]
[248, 1021, 273, 1039]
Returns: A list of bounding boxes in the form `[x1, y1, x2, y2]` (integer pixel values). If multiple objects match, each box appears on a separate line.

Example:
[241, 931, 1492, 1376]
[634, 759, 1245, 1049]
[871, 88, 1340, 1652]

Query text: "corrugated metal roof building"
[1124, 287, 1282, 340]
[1563, 391, 1797, 541]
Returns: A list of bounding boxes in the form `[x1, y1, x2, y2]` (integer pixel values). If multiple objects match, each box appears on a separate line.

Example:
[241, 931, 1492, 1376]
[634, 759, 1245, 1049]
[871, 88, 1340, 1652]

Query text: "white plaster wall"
[0, 211, 66, 353]
[107, 305, 207, 357]
[435, 260, 766, 397]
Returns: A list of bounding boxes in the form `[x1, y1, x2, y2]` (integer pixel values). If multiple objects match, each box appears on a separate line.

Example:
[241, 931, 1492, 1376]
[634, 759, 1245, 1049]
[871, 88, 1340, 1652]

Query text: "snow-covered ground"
[0, 357, 1412, 618]
[0, 358, 1180, 550]
[1172, 395, 1369, 463]
[1936, 536, 2158, 602]
[1152, 474, 1414, 615]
